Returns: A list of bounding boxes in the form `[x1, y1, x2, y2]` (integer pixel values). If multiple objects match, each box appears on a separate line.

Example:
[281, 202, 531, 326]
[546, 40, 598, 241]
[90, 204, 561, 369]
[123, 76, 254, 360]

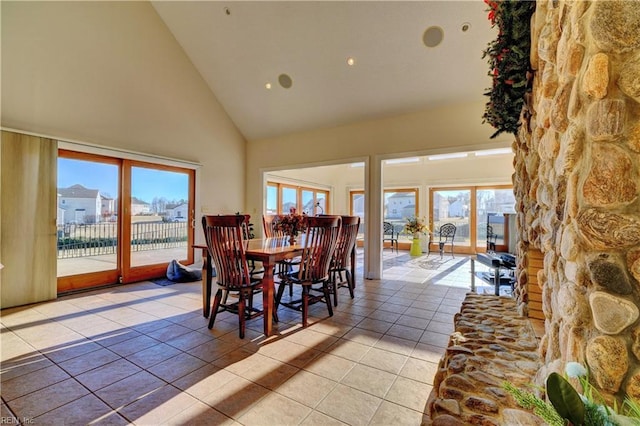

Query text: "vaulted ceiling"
[152, 1, 497, 141]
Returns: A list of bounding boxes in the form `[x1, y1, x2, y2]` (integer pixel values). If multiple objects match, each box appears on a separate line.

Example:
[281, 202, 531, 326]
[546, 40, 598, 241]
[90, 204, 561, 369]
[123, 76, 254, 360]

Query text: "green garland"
[482, 0, 535, 138]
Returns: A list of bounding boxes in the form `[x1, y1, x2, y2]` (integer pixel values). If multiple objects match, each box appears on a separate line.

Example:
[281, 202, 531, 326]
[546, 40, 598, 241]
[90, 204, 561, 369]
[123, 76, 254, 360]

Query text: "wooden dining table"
[194, 236, 304, 337]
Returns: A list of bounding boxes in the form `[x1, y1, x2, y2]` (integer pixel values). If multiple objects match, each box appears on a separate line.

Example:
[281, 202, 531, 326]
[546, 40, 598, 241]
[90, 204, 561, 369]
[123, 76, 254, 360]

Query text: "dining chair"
[275, 215, 342, 327]
[328, 215, 360, 307]
[383, 221, 399, 253]
[202, 215, 263, 338]
[240, 214, 264, 277]
[263, 213, 300, 297]
[263, 214, 285, 237]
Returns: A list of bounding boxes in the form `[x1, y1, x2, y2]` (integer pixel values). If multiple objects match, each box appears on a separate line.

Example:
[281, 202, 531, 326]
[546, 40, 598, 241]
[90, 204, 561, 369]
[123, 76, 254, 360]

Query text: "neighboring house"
[166, 202, 188, 221]
[100, 195, 116, 221]
[57, 184, 102, 224]
[56, 193, 64, 226]
[433, 193, 450, 221]
[130, 197, 151, 215]
[385, 192, 415, 219]
[448, 200, 467, 218]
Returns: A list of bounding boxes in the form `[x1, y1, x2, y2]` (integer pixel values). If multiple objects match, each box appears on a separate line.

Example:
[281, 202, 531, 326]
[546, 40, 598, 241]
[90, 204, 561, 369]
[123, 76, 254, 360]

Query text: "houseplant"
[482, 0, 535, 138]
[274, 208, 307, 244]
[502, 362, 640, 426]
[404, 216, 428, 256]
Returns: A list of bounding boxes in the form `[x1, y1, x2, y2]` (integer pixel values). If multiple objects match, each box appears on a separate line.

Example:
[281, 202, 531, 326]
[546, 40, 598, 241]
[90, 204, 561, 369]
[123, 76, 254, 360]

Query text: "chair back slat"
[263, 214, 285, 238]
[202, 215, 252, 288]
[332, 215, 360, 270]
[298, 215, 341, 282]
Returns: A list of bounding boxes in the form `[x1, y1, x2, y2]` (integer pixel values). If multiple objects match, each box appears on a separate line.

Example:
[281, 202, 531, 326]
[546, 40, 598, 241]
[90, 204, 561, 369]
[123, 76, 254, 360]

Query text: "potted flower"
[405, 216, 428, 239]
[274, 208, 307, 244]
[405, 216, 428, 256]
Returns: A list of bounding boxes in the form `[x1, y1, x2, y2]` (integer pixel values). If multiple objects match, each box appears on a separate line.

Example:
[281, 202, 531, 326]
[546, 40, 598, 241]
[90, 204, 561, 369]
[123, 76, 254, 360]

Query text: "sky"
[58, 158, 188, 203]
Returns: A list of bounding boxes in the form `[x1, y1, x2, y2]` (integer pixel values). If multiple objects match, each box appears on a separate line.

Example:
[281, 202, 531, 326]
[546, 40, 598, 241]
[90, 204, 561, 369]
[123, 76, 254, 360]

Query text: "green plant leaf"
[547, 372, 585, 425]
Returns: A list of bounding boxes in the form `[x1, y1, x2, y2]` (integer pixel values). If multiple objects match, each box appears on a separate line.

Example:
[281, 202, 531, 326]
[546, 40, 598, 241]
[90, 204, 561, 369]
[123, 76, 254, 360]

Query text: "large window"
[383, 188, 418, 233]
[430, 185, 514, 254]
[350, 191, 365, 241]
[431, 189, 471, 247]
[266, 182, 329, 216]
[57, 150, 195, 291]
[476, 187, 516, 249]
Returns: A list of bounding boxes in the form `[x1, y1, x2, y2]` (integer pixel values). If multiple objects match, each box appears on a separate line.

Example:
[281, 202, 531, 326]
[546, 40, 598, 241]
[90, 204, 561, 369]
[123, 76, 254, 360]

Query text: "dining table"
[194, 236, 304, 337]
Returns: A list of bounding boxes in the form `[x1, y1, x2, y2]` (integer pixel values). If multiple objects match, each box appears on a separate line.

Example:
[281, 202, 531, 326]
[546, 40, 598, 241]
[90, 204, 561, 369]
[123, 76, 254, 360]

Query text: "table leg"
[494, 266, 500, 296]
[262, 260, 275, 336]
[470, 259, 476, 293]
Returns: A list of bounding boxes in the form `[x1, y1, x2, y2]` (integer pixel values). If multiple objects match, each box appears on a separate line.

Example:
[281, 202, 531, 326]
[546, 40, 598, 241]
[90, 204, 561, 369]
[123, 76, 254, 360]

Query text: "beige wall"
[1, 1, 248, 300]
[246, 100, 510, 220]
[1, 1, 246, 222]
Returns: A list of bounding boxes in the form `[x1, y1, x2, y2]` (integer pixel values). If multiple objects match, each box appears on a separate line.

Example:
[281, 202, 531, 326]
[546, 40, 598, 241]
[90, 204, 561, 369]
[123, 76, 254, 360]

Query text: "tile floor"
[1, 252, 501, 425]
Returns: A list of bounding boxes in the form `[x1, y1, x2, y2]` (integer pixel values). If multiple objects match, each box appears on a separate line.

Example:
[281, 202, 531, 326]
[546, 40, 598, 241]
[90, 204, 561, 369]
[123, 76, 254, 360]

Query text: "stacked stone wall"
[515, 0, 640, 402]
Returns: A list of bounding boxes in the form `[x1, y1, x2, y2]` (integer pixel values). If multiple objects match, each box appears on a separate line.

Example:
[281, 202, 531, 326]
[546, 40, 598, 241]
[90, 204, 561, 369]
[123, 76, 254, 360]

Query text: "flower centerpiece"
[404, 216, 428, 239]
[274, 208, 307, 244]
[503, 362, 640, 426]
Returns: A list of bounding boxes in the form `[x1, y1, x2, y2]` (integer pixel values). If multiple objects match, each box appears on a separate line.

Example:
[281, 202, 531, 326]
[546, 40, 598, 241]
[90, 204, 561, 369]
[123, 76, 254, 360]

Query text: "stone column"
[516, 0, 640, 402]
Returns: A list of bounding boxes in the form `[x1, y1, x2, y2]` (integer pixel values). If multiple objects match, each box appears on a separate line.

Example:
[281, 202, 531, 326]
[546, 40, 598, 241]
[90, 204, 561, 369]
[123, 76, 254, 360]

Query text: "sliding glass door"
[57, 151, 121, 291]
[429, 185, 514, 255]
[57, 151, 194, 292]
[125, 162, 194, 282]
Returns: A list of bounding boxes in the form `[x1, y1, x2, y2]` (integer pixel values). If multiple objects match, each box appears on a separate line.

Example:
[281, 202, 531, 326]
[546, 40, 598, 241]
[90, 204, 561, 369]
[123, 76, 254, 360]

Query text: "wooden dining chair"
[240, 213, 264, 277]
[263, 214, 284, 238]
[202, 215, 263, 338]
[275, 215, 342, 327]
[263, 213, 300, 297]
[328, 215, 360, 307]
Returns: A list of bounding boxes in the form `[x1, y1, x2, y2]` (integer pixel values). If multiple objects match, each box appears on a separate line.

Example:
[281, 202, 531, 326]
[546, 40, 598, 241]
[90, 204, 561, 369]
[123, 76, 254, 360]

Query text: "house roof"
[131, 197, 150, 206]
[57, 184, 99, 199]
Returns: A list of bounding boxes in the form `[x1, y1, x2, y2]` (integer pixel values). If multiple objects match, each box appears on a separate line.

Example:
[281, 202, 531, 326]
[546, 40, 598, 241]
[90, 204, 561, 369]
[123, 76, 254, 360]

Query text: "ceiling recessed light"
[265, 83, 272, 90]
[423, 26, 444, 48]
[278, 73, 293, 89]
[346, 57, 355, 66]
[461, 22, 471, 32]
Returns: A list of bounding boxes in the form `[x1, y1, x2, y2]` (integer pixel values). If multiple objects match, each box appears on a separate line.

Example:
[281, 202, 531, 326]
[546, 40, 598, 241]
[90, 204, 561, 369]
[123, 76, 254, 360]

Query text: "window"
[266, 182, 330, 215]
[384, 188, 419, 237]
[430, 185, 514, 254]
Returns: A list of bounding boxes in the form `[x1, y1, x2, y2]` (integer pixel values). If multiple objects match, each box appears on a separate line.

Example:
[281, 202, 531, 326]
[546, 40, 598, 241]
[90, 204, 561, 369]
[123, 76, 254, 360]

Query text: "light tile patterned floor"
[1, 252, 499, 425]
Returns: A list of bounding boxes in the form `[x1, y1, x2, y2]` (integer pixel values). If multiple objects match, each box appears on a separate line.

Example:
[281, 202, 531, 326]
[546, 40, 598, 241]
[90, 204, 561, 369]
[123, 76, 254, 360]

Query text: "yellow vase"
[410, 237, 422, 256]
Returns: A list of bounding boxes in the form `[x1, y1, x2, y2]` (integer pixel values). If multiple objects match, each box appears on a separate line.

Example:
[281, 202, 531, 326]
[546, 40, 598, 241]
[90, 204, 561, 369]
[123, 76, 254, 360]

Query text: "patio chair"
[383, 221, 399, 253]
[486, 224, 498, 253]
[435, 222, 456, 259]
[275, 215, 341, 327]
[328, 215, 360, 307]
[202, 215, 263, 338]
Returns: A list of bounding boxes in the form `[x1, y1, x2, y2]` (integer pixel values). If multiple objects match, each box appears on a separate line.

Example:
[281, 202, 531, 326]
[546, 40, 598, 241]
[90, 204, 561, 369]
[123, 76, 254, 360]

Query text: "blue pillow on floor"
[166, 260, 203, 283]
